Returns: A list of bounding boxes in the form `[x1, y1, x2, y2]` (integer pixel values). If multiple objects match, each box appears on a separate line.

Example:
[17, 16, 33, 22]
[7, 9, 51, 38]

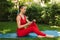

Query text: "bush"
[26, 3, 60, 26]
[8, 9, 17, 21]
[0, 0, 14, 21]
[26, 3, 43, 23]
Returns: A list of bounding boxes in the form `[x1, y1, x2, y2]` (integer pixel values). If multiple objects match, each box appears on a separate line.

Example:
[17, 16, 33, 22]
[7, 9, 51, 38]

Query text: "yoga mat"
[0, 30, 60, 38]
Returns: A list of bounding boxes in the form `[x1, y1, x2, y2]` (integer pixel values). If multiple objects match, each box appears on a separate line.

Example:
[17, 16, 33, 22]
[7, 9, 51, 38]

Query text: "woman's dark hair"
[19, 5, 26, 9]
[19, 5, 26, 12]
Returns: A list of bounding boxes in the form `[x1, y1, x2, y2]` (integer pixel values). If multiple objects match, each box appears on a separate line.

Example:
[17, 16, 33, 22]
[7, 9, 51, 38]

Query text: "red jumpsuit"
[17, 15, 46, 37]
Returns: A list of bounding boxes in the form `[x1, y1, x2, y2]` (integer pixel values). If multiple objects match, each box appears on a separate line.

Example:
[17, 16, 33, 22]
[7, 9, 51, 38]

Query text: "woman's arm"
[26, 16, 36, 22]
[26, 16, 31, 23]
[16, 15, 32, 29]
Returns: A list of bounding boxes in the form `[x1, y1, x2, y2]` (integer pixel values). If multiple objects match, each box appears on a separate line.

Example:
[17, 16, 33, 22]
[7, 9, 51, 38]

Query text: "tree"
[0, 0, 14, 21]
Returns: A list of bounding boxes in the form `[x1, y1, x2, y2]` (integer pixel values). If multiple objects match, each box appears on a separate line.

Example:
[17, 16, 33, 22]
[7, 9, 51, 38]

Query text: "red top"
[18, 15, 27, 30]
[20, 15, 26, 25]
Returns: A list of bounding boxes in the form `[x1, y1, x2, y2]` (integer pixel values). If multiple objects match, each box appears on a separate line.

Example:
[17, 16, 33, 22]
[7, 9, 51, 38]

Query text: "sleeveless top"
[18, 15, 27, 30]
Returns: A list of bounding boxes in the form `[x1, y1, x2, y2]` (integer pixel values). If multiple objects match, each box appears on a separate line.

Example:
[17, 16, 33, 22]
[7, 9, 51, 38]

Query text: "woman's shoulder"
[16, 14, 21, 20]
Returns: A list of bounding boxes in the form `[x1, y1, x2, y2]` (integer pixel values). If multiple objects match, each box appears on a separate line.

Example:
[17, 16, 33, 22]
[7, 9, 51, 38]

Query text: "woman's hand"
[24, 22, 32, 28]
[27, 22, 32, 25]
[32, 19, 36, 22]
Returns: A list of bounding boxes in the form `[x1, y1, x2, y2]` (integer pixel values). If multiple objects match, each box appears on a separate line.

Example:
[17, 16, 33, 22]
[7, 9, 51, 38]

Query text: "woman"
[16, 5, 54, 38]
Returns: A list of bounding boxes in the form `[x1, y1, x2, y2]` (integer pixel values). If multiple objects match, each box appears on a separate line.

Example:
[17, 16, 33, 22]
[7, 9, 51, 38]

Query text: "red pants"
[17, 21, 46, 37]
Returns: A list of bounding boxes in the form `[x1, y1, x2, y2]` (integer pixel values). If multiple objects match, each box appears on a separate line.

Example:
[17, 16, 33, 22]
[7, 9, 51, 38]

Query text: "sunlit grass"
[0, 29, 11, 34]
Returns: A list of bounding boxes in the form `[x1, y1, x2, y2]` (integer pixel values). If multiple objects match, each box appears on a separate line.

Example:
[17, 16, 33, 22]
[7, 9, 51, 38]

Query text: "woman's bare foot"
[37, 35, 45, 38]
[37, 35, 54, 38]
[46, 35, 54, 38]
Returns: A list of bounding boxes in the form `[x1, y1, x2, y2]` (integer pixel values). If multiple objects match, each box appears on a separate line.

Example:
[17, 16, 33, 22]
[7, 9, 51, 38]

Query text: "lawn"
[0, 21, 60, 40]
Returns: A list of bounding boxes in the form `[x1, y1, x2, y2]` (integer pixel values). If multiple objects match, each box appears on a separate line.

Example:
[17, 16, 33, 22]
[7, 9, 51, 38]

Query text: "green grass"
[0, 37, 60, 40]
[38, 24, 60, 31]
[0, 22, 17, 33]
[0, 21, 60, 40]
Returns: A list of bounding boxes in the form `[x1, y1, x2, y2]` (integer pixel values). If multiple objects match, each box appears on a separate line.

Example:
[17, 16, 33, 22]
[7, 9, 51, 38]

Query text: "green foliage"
[0, 0, 14, 21]
[26, 3, 42, 23]
[48, 3, 60, 26]
[0, 0, 60, 26]
[26, 3, 60, 26]
[8, 9, 17, 21]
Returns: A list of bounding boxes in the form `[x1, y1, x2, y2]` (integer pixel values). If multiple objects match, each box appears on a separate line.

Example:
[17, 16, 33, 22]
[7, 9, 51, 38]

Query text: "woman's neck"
[19, 12, 24, 16]
[19, 12, 25, 19]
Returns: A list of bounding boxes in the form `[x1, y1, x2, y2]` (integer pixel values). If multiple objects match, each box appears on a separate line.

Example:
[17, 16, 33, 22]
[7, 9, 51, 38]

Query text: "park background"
[0, 0, 60, 40]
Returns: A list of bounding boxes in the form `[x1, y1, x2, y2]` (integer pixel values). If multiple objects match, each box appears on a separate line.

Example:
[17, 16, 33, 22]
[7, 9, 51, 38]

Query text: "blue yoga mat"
[0, 30, 60, 38]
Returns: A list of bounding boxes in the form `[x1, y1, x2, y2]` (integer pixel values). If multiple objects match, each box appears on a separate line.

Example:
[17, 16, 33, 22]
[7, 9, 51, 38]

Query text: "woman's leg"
[18, 21, 46, 37]
[17, 21, 54, 37]
[31, 22, 54, 38]
[31, 21, 46, 36]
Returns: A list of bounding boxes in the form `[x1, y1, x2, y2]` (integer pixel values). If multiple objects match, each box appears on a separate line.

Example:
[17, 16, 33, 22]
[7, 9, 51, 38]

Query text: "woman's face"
[20, 6, 27, 14]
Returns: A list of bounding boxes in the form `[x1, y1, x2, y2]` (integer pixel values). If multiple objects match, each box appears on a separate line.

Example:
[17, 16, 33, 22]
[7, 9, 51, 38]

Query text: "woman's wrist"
[25, 23, 29, 26]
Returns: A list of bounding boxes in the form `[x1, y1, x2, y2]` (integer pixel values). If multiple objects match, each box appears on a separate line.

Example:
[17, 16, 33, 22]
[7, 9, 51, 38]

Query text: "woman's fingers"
[27, 22, 32, 25]
[33, 19, 36, 22]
